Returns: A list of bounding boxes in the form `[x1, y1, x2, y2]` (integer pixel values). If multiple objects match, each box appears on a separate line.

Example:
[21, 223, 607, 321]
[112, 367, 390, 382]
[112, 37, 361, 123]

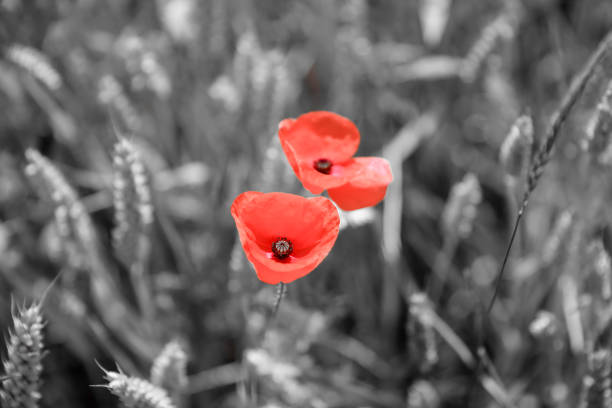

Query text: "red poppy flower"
[231, 191, 340, 284]
[278, 111, 392, 211]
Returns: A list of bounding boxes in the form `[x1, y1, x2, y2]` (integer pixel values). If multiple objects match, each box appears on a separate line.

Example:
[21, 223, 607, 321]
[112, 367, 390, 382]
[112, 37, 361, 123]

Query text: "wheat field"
[2, 0, 612, 407]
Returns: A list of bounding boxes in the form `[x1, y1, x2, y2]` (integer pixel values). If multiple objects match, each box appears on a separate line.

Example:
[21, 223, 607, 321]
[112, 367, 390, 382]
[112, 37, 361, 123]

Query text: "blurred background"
[2, 0, 612, 407]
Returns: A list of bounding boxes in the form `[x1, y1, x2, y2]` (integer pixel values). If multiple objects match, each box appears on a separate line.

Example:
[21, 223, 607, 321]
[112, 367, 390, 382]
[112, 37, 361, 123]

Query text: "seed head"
[585, 80, 612, 165]
[6, 44, 62, 91]
[460, 14, 516, 82]
[104, 370, 176, 408]
[25, 149, 97, 262]
[528, 310, 558, 339]
[407, 380, 440, 408]
[580, 350, 612, 408]
[150, 341, 188, 393]
[112, 138, 154, 264]
[500, 115, 533, 178]
[272, 238, 293, 259]
[1, 302, 45, 408]
[98, 75, 142, 133]
[588, 240, 612, 300]
[441, 173, 482, 239]
[314, 158, 333, 175]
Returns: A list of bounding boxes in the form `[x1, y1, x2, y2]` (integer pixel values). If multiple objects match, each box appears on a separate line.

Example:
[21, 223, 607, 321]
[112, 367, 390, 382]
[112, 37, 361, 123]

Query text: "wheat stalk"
[488, 31, 612, 311]
[112, 137, 155, 320]
[429, 173, 482, 302]
[208, 0, 228, 55]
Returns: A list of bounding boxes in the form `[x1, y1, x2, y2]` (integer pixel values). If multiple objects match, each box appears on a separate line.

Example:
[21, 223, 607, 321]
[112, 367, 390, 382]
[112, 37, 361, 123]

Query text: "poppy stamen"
[314, 158, 333, 174]
[272, 237, 293, 259]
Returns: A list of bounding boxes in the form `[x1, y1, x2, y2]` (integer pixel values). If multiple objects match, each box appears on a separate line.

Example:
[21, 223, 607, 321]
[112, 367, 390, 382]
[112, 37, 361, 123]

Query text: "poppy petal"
[279, 111, 360, 164]
[327, 157, 393, 211]
[293, 156, 362, 194]
[279, 112, 361, 194]
[231, 192, 340, 284]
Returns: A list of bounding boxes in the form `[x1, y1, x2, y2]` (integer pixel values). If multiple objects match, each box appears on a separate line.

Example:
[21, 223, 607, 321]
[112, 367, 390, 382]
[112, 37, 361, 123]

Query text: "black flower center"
[314, 158, 333, 174]
[272, 237, 293, 259]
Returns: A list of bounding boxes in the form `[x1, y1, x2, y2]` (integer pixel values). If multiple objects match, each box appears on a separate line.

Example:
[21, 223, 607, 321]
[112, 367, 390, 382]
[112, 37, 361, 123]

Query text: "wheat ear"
[1, 302, 46, 408]
[580, 350, 612, 408]
[488, 31, 612, 311]
[150, 341, 188, 397]
[100, 367, 176, 408]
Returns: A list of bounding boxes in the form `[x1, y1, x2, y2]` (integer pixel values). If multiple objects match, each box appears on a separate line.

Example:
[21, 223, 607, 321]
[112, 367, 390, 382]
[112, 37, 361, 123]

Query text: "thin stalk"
[131, 232, 155, 325]
[428, 235, 459, 304]
[415, 298, 516, 408]
[488, 30, 612, 312]
[271, 282, 286, 318]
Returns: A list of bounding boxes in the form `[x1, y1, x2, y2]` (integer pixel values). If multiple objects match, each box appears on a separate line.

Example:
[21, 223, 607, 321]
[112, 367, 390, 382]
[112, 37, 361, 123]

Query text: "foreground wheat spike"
[150, 341, 188, 394]
[1, 302, 45, 408]
[580, 350, 612, 408]
[103, 369, 176, 408]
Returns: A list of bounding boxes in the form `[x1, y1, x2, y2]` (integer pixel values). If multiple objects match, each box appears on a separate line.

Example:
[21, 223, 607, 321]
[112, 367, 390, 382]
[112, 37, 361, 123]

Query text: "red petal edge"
[327, 157, 393, 211]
